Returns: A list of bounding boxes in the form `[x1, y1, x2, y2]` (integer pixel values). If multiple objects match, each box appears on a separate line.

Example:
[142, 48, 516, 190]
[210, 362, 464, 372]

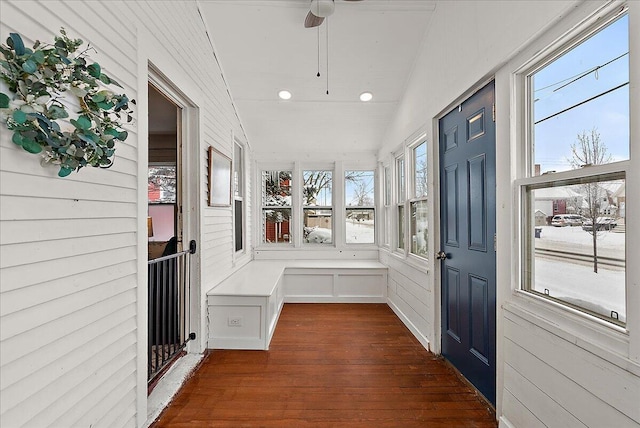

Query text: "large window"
[261, 170, 292, 244]
[410, 141, 428, 258]
[303, 170, 333, 244]
[519, 12, 628, 325]
[345, 170, 375, 244]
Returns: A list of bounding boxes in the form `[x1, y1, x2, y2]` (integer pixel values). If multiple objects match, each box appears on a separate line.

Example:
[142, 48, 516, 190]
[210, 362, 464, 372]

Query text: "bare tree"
[569, 128, 611, 273]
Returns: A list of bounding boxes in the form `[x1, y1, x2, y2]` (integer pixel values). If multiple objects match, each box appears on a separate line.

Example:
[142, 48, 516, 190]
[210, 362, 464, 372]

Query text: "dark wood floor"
[152, 304, 497, 427]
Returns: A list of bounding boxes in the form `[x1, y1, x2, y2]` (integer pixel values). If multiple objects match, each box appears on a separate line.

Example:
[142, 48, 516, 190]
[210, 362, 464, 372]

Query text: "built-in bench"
[206, 260, 388, 350]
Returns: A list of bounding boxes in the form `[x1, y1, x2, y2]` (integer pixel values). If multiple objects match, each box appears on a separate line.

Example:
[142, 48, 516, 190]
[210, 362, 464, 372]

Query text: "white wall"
[380, 0, 640, 426]
[0, 1, 249, 427]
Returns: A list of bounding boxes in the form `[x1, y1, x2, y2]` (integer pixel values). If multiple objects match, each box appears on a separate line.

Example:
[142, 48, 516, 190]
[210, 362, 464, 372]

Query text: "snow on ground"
[346, 219, 374, 243]
[533, 257, 626, 322]
[535, 225, 624, 253]
[304, 220, 375, 244]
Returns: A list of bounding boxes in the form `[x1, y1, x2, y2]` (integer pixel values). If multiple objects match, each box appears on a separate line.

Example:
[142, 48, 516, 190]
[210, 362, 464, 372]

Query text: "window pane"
[235, 199, 243, 251]
[384, 166, 391, 206]
[346, 208, 374, 244]
[384, 206, 391, 246]
[262, 170, 291, 245]
[397, 205, 405, 250]
[148, 165, 176, 203]
[523, 175, 625, 324]
[532, 15, 629, 174]
[413, 142, 427, 198]
[345, 171, 374, 207]
[234, 143, 243, 197]
[303, 208, 332, 244]
[263, 170, 292, 206]
[410, 200, 428, 257]
[303, 170, 332, 206]
[396, 157, 405, 202]
[262, 208, 291, 243]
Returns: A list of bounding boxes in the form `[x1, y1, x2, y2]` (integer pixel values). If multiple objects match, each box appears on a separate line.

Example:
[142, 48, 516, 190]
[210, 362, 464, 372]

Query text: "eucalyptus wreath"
[0, 28, 134, 177]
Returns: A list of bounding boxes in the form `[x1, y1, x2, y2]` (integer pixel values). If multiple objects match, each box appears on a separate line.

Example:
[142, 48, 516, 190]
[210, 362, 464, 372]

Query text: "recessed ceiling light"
[359, 92, 373, 102]
[278, 90, 292, 100]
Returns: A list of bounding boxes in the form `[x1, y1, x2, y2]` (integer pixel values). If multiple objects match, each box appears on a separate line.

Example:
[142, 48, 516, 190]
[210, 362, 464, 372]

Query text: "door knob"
[436, 251, 448, 260]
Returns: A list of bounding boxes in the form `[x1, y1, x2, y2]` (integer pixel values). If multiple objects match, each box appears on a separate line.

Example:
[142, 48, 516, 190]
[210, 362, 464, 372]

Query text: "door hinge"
[494, 233, 497, 251]
[492, 103, 496, 122]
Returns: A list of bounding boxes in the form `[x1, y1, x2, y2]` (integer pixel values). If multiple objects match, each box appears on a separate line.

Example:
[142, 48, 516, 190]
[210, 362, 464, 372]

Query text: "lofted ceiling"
[198, 0, 436, 156]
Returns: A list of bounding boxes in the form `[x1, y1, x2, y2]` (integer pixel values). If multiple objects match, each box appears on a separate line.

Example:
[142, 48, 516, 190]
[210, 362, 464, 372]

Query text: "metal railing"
[147, 242, 196, 383]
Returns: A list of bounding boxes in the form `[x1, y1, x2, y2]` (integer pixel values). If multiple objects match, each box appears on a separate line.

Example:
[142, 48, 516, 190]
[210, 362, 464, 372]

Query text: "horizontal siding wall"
[1, 1, 248, 427]
[0, 1, 139, 427]
[502, 306, 640, 427]
[380, 251, 432, 350]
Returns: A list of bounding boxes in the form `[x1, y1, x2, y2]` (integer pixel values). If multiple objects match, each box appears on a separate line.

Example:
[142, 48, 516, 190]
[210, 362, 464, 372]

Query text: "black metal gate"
[147, 242, 195, 383]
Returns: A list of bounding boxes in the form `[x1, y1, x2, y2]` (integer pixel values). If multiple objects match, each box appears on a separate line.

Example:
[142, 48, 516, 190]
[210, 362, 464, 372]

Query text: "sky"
[533, 14, 629, 173]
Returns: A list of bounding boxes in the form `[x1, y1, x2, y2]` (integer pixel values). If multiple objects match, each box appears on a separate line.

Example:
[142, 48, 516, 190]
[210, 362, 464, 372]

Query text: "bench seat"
[206, 260, 388, 350]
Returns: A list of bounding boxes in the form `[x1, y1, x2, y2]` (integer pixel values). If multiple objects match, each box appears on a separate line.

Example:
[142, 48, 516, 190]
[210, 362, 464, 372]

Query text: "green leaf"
[22, 59, 37, 74]
[8, 33, 25, 56]
[87, 63, 101, 78]
[76, 115, 92, 130]
[0, 93, 9, 108]
[13, 110, 27, 124]
[105, 128, 119, 138]
[117, 130, 128, 141]
[31, 50, 45, 64]
[48, 105, 69, 119]
[21, 138, 42, 154]
[99, 74, 111, 85]
[58, 166, 73, 177]
[91, 93, 106, 103]
[11, 133, 23, 146]
[96, 101, 114, 110]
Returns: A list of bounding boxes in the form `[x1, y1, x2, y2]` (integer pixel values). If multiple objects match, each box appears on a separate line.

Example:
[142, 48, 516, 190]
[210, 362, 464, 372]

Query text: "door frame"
[148, 64, 202, 355]
[433, 76, 498, 397]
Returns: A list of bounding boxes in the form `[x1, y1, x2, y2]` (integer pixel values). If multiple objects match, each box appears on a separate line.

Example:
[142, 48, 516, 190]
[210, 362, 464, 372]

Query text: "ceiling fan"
[304, 0, 364, 28]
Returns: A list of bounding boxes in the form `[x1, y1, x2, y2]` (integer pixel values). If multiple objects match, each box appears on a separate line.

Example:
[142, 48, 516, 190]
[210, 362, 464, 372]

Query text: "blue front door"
[439, 81, 496, 405]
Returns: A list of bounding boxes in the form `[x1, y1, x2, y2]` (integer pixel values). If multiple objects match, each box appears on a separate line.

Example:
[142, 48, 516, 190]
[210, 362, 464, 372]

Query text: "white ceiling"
[199, 0, 436, 155]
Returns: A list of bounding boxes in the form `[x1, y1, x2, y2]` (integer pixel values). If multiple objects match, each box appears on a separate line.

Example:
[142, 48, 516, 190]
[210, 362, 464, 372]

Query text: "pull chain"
[316, 26, 320, 78]
[326, 18, 329, 95]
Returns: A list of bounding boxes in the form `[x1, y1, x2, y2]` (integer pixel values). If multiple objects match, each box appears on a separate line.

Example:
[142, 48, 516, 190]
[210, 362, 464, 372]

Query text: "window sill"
[381, 247, 429, 274]
[505, 292, 638, 376]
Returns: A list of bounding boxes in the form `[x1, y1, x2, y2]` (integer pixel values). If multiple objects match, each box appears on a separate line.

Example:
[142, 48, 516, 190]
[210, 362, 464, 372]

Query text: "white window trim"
[508, 0, 638, 360]
[408, 138, 429, 260]
[344, 168, 377, 246]
[232, 138, 249, 264]
[255, 162, 295, 249]
[301, 165, 336, 247]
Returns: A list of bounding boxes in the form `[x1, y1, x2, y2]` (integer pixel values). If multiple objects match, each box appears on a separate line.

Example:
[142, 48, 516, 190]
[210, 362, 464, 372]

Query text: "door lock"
[435, 251, 448, 260]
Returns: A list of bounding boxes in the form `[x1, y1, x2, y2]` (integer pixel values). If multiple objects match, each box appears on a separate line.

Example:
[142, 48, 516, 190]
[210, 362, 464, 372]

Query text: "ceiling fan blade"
[304, 10, 325, 28]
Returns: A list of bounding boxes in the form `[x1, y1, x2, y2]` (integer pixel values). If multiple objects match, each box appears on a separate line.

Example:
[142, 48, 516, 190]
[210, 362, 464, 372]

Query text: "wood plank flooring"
[152, 304, 497, 427]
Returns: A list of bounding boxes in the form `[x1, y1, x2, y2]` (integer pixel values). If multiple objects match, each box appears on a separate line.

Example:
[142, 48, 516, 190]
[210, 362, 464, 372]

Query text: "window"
[303, 170, 333, 244]
[410, 141, 428, 258]
[233, 142, 244, 252]
[383, 165, 392, 247]
[345, 170, 375, 244]
[519, 12, 628, 326]
[396, 155, 405, 250]
[261, 170, 292, 244]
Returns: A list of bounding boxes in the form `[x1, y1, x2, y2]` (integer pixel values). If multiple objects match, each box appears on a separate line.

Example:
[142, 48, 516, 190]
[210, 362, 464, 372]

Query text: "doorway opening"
[147, 81, 196, 388]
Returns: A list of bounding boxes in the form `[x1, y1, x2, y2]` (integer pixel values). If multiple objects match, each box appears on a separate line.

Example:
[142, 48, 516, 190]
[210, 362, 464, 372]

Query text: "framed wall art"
[208, 146, 232, 207]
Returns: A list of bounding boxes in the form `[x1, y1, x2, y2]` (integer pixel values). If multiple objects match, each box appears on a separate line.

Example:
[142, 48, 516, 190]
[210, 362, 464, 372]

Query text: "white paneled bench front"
[206, 260, 387, 350]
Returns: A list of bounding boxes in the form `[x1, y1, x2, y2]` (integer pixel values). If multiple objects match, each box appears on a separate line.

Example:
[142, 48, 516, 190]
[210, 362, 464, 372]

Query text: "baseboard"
[498, 415, 516, 428]
[387, 299, 430, 352]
